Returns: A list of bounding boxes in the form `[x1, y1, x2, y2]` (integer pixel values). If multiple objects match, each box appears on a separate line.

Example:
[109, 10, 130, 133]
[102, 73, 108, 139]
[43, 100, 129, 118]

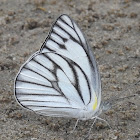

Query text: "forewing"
[40, 14, 101, 104]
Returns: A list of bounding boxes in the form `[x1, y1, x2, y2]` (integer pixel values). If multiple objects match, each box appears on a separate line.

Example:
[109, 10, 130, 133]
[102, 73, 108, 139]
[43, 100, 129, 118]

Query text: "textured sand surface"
[0, 0, 140, 140]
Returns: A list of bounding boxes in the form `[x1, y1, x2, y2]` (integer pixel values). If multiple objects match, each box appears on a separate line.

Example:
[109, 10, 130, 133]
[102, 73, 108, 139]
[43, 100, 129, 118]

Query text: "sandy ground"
[0, 0, 140, 140]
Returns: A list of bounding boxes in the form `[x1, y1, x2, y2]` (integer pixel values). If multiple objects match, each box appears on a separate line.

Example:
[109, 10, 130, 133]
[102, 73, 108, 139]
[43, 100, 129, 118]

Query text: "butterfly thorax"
[76, 103, 101, 120]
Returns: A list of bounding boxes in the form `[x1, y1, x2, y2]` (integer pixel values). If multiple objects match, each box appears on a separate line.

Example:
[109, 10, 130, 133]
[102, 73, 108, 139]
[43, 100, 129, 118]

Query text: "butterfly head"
[89, 100, 112, 120]
[99, 101, 112, 113]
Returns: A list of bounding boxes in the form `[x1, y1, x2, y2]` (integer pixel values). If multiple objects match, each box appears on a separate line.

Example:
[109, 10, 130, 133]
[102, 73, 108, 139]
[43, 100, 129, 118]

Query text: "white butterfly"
[14, 14, 110, 124]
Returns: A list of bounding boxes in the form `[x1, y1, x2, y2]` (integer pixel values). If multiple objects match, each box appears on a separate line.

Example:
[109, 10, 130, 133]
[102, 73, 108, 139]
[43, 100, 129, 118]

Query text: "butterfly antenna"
[102, 80, 140, 111]
[71, 119, 79, 133]
[86, 117, 97, 137]
[112, 79, 140, 100]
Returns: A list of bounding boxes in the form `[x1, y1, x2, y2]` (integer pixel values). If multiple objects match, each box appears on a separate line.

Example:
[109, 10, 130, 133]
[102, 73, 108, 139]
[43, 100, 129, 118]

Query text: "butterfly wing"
[14, 14, 101, 119]
[15, 52, 85, 118]
[40, 14, 101, 107]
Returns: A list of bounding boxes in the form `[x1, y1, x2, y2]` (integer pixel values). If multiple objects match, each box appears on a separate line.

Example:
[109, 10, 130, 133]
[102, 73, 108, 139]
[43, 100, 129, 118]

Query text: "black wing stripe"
[74, 63, 91, 104]
[17, 94, 67, 102]
[23, 67, 52, 84]
[52, 27, 70, 43]
[18, 94, 61, 97]
[54, 53, 85, 104]
[17, 94, 61, 97]
[59, 17, 74, 30]
[59, 17, 86, 49]
[43, 53, 86, 105]
[56, 19, 80, 42]
[48, 53, 91, 105]
[16, 66, 65, 97]
[60, 16, 86, 48]
[32, 58, 54, 74]
[26, 105, 78, 109]
[49, 38, 66, 49]
[50, 32, 65, 45]
[42, 53, 74, 101]
[17, 70, 51, 87]
[60, 15, 73, 28]
[16, 80, 51, 88]
[34, 54, 69, 98]
[54, 24, 79, 45]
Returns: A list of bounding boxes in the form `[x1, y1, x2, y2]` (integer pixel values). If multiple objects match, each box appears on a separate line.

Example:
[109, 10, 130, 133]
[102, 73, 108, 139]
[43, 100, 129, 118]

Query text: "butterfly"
[14, 14, 112, 129]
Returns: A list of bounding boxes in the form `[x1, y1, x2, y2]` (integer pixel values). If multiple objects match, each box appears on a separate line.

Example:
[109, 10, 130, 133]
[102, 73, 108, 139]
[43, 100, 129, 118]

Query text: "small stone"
[126, 25, 132, 31]
[116, 12, 127, 18]
[48, 123, 60, 131]
[0, 62, 17, 71]
[31, 138, 38, 140]
[106, 49, 112, 54]
[105, 110, 114, 116]
[25, 18, 39, 30]
[8, 112, 23, 119]
[102, 24, 114, 31]
[102, 40, 109, 46]
[123, 0, 131, 3]
[49, 0, 57, 5]
[0, 30, 3, 36]
[95, 122, 107, 130]
[94, 43, 103, 49]
[93, 13, 99, 19]
[117, 65, 129, 72]
[8, 10, 15, 16]
[109, 133, 118, 140]
[135, 132, 140, 138]
[39, 19, 51, 27]
[120, 111, 136, 121]
[130, 13, 137, 18]
[124, 46, 131, 51]
[117, 50, 124, 56]
[103, 73, 111, 78]
[0, 95, 10, 102]
[4, 16, 12, 24]
[8, 36, 19, 45]
[119, 121, 127, 126]
[34, 0, 46, 7]
[23, 52, 30, 57]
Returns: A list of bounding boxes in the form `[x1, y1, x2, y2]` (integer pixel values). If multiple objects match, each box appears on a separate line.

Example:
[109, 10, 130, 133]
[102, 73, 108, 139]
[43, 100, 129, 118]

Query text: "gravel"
[0, 0, 140, 140]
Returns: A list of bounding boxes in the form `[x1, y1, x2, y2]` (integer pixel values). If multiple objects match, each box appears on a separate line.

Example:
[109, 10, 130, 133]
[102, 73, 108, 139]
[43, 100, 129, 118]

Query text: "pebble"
[129, 12, 137, 18]
[8, 35, 19, 45]
[24, 18, 39, 30]
[102, 24, 115, 31]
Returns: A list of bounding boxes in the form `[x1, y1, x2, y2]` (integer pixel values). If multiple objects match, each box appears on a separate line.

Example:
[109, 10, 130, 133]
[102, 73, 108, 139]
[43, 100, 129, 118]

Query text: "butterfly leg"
[86, 117, 97, 137]
[71, 119, 79, 133]
[96, 117, 111, 129]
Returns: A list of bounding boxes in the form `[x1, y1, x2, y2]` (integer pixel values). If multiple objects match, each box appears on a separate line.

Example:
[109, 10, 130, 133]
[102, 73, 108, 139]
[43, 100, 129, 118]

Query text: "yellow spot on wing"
[93, 96, 97, 110]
